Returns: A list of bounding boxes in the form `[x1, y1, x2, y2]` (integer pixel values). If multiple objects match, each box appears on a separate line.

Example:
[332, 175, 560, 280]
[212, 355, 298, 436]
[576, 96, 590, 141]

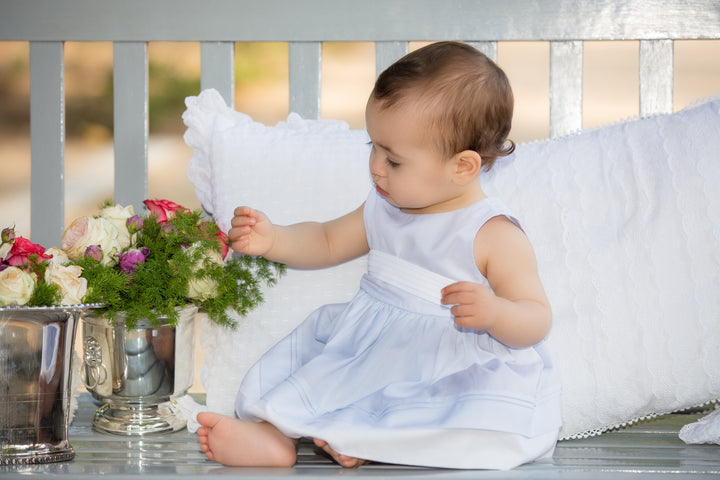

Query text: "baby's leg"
[196, 412, 297, 467]
[313, 438, 368, 468]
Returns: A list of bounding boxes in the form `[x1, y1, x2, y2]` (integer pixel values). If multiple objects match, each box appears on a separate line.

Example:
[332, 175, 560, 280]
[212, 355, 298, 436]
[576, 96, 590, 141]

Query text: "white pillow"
[482, 98, 720, 439]
[184, 89, 720, 440]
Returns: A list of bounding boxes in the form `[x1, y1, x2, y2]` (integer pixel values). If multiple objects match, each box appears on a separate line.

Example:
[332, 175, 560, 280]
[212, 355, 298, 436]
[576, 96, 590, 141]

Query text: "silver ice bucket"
[0, 306, 80, 465]
[80, 305, 196, 436]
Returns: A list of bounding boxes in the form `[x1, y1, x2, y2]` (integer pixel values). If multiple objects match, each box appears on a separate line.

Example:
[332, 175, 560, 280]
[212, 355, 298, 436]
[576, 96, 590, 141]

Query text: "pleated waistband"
[366, 250, 455, 306]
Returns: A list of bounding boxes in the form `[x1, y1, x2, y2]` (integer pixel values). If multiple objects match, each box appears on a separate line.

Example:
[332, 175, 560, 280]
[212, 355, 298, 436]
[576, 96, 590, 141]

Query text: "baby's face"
[365, 99, 463, 214]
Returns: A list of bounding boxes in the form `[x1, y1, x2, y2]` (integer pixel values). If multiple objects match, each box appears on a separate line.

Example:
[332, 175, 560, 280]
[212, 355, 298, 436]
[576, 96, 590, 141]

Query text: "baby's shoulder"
[473, 215, 529, 273]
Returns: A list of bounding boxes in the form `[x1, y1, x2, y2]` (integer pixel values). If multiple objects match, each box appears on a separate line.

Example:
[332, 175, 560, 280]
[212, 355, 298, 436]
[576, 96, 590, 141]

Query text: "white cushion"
[184, 88, 720, 440]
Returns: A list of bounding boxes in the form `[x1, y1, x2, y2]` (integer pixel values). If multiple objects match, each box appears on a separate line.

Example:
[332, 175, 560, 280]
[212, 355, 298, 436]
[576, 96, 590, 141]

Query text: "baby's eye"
[385, 157, 400, 168]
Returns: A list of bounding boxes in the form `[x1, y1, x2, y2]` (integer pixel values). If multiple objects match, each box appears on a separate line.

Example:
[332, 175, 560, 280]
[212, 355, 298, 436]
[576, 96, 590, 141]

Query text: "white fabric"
[183, 89, 720, 440]
[172, 395, 208, 433]
[679, 407, 720, 445]
[367, 250, 453, 304]
[319, 426, 558, 470]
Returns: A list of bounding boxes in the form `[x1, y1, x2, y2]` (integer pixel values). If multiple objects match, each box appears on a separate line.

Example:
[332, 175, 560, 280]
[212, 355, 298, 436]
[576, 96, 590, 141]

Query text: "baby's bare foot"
[313, 438, 368, 468]
[196, 412, 297, 467]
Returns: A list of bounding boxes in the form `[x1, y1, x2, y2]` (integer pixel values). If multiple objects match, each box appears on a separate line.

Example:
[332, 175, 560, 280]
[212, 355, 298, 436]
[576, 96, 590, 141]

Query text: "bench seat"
[1, 394, 716, 479]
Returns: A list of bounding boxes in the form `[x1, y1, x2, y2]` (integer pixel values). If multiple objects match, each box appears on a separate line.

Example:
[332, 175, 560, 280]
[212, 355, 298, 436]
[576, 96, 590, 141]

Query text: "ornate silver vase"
[0, 306, 86, 465]
[80, 305, 197, 436]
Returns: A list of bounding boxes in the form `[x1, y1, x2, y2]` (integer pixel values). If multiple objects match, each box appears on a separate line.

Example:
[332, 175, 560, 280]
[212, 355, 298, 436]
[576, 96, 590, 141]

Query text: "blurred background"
[2, 40, 720, 237]
[1, 40, 719, 392]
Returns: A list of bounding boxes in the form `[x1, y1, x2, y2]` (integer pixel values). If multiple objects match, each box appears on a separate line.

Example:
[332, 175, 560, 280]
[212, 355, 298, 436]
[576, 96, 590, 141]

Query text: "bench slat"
[3, 0, 719, 42]
[289, 41, 322, 119]
[113, 42, 148, 214]
[29, 41, 65, 247]
[201, 41, 235, 107]
[640, 39, 674, 116]
[467, 41, 498, 63]
[550, 41, 583, 137]
[375, 41, 408, 77]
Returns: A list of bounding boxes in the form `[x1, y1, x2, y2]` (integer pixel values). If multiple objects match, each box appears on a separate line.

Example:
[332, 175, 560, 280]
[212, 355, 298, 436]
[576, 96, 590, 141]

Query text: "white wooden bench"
[2, 0, 719, 477]
[3, 0, 720, 248]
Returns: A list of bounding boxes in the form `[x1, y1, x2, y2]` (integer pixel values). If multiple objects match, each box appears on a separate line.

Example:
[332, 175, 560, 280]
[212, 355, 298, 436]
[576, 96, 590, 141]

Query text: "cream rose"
[0, 266, 36, 306]
[187, 276, 218, 301]
[0, 241, 11, 260]
[44, 263, 87, 305]
[45, 247, 69, 265]
[186, 246, 223, 301]
[62, 216, 123, 266]
[100, 204, 134, 250]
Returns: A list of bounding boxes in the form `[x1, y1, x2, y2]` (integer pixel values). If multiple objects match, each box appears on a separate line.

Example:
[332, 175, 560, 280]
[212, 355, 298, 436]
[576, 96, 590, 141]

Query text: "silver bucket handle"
[82, 336, 108, 390]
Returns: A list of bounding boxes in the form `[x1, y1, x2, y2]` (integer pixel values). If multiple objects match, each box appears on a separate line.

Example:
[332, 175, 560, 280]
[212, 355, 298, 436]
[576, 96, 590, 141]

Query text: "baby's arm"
[441, 216, 552, 348]
[228, 204, 369, 269]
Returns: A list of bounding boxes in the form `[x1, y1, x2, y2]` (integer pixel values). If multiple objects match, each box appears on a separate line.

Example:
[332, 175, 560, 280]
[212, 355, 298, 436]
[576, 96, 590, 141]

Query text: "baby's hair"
[371, 41, 515, 171]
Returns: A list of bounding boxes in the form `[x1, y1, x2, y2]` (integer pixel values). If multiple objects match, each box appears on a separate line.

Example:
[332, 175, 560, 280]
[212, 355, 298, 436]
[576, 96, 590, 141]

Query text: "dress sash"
[367, 249, 456, 305]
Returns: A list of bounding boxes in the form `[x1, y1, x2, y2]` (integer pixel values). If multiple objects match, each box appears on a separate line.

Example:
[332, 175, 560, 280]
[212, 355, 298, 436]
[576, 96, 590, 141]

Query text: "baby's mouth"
[375, 184, 389, 197]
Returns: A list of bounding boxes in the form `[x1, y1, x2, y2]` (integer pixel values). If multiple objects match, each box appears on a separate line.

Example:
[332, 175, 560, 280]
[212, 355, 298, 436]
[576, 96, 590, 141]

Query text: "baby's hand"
[228, 207, 275, 257]
[440, 281, 498, 331]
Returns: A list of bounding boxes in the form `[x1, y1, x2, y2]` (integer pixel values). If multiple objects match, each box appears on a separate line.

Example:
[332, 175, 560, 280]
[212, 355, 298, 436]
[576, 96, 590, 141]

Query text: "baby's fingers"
[231, 207, 257, 227]
[233, 206, 255, 217]
[440, 281, 476, 305]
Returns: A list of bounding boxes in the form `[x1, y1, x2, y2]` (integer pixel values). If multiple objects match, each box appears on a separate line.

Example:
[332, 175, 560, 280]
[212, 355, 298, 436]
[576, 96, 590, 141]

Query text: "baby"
[197, 41, 561, 470]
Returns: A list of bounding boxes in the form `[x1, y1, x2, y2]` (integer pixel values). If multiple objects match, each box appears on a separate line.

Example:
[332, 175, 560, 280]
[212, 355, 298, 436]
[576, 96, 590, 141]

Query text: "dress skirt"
[236, 250, 560, 469]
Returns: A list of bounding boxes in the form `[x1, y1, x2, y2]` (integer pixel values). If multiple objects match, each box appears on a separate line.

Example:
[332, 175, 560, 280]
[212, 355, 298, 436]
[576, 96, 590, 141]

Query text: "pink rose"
[119, 247, 150, 275]
[5, 237, 52, 267]
[127, 214, 143, 233]
[143, 199, 187, 223]
[1, 227, 15, 244]
[84, 245, 103, 262]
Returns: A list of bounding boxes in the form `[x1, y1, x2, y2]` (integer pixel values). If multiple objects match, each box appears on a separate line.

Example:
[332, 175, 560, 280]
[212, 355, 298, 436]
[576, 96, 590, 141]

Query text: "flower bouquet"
[1, 199, 285, 328]
[1, 199, 284, 440]
[0, 227, 89, 307]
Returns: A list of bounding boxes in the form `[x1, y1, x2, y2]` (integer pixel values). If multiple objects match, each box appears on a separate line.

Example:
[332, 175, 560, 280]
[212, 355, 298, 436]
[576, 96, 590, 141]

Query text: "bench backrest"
[2, 0, 719, 246]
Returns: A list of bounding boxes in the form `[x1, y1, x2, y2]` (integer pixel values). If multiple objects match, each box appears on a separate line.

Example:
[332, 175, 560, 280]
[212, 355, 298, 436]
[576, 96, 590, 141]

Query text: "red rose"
[198, 221, 230, 259]
[6, 237, 52, 267]
[216, 229, 230, 259]
[143, 199, 187, 223]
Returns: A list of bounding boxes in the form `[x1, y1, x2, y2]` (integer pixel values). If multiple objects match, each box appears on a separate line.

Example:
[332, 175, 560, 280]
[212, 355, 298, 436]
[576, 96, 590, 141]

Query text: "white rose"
[0, 266, 36, 306]
[45, 247, 69, 265]
[62, 216, 123, 266]
[44, 262, 87, 305]
[100, 204, 134, 250]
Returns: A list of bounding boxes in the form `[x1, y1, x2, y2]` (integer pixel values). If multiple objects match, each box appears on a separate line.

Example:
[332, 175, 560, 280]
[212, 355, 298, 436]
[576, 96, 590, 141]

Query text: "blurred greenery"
[148, 61, 201, 132]
[234, 42, 287, 87]
[0, 42, 290, 139]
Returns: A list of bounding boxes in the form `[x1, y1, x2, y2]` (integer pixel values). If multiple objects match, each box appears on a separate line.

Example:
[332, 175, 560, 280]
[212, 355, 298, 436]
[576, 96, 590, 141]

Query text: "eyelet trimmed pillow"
[184, 89, 720, 440]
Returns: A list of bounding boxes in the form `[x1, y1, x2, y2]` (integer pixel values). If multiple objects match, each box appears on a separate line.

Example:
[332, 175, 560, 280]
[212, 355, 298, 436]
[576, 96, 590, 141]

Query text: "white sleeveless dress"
[235, 189, 562, 469]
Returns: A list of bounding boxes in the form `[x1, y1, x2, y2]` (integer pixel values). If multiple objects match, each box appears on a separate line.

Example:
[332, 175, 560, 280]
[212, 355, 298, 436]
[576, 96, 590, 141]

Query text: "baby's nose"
[369, 157, 385, 177]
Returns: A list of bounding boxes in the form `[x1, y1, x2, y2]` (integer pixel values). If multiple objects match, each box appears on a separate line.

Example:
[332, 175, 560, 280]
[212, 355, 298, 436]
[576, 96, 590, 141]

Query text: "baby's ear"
[452, 150, 482, 184]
